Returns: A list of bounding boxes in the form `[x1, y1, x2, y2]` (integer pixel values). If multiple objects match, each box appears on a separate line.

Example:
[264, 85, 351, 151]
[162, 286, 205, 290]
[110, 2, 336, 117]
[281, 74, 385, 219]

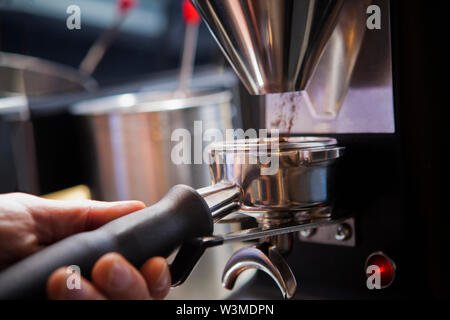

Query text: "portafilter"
[0, 137, 343, 299]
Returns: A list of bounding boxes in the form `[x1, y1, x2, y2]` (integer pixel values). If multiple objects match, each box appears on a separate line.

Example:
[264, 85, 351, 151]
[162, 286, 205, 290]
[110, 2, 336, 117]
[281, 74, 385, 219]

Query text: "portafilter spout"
[190, 0, 344, 95]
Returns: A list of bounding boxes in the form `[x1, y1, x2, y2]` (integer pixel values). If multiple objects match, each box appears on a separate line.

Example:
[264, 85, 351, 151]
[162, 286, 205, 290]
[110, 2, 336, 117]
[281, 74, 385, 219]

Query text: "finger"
[47, 267, 105, 300]
[21, 194, 145, 243]
[141, 257, 171, 300]
[91, 253, 150, 300]
[45, 199, 147, 229]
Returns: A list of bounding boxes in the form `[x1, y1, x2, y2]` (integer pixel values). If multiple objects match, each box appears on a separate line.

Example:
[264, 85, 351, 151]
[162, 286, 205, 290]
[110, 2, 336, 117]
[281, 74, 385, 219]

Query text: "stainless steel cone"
[191, 0, 344, 95]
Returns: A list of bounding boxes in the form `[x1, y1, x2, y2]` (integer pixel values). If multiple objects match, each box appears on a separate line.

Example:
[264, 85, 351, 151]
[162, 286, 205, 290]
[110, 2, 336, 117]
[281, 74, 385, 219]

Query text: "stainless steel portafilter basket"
[208, 137, 344, 214]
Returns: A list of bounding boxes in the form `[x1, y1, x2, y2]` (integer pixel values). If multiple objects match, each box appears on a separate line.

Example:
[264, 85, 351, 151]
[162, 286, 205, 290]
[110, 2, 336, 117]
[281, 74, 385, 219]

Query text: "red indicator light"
[365, 252, 396, 288]
[183, 0, 201, 25]
[118, 0, 138, 15]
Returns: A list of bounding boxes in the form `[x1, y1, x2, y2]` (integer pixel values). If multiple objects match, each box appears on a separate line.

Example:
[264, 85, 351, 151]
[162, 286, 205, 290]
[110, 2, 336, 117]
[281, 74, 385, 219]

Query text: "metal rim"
[209, 137, 343, 163]
[211, 137, 337, 151]
[71, 89, 232, 115]
[210, 137, 345, 165]
[0, 52, 97, 93]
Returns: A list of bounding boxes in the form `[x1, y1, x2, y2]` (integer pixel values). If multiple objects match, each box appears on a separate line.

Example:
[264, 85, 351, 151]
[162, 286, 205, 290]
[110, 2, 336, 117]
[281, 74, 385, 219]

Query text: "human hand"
[0, 192, 171, 300]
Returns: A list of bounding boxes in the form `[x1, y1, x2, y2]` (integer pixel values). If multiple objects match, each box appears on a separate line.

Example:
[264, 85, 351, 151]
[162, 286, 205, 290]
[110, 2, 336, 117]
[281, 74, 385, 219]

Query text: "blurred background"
[0, 0, 221, 84]
[0, 0, 253, 196]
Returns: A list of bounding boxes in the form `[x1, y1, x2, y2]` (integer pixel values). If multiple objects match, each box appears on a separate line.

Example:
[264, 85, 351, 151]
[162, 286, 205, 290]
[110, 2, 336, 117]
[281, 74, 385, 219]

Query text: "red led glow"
[118, 0, 138, 15]
[366, 253, 395, 287]
[183, 0, 201, 25]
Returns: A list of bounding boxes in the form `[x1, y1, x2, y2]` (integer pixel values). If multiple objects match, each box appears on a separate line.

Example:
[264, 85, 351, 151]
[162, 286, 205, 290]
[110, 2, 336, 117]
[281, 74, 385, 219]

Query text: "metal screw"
[299, 228, 316, 238]
[335, 223, 352, 241]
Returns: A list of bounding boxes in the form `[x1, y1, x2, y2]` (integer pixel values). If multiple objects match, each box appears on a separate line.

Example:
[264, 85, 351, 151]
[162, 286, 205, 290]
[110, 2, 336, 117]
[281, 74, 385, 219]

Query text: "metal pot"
[0, 52, 97, 194]
[71, 89, 238, 204]
[0, 52, 96, 98]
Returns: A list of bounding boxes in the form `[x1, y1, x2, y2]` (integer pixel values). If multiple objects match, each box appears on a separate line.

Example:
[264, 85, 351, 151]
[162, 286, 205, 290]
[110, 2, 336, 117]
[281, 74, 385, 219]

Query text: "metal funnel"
[191, 0, 344, 95]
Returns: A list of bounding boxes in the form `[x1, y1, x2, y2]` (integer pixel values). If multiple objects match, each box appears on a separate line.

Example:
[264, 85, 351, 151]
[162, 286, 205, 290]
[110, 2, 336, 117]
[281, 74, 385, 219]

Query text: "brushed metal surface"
[192, 0, 344, 94]
[265, 0, 395, 133]
[298, 217, 356, 247]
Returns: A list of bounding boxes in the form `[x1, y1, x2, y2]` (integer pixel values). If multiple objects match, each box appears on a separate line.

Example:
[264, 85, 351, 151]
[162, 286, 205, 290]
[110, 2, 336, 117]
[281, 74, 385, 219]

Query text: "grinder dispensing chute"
[190, 0, 344, 95]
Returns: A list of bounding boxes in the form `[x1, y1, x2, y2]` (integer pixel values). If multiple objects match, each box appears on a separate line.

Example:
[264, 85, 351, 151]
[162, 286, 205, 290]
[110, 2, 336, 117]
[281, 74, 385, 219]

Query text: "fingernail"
[110, 201, 146, 211]
[107, 258, 131, 291]
[154, 260, 170, 293]
[93, 200, 145, 208]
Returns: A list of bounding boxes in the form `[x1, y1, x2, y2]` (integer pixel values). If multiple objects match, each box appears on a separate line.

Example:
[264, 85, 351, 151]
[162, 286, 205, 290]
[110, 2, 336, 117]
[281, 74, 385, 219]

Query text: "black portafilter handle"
[0, 185, 213, 300]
